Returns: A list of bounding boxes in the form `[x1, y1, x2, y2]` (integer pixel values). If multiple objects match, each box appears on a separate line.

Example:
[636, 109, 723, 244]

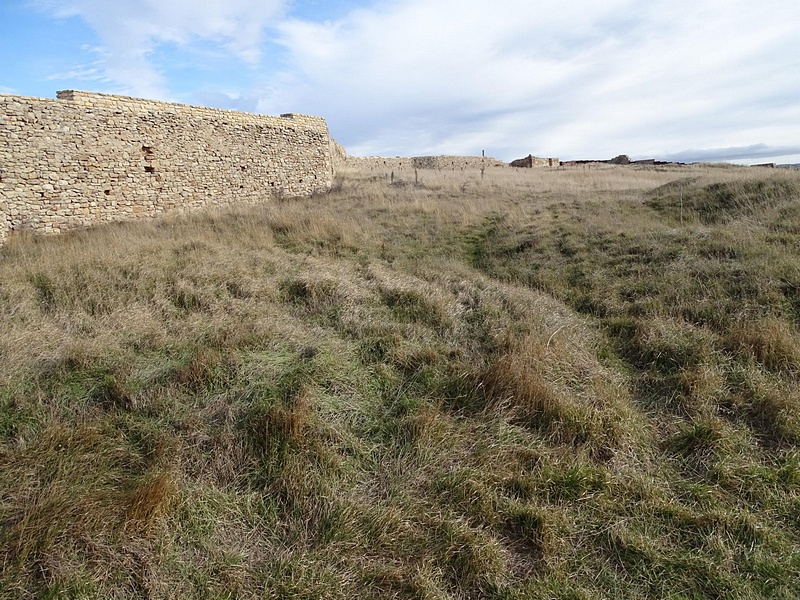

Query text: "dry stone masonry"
[343, 155, 507, 171]
[509, 154, 560, 168]
[0, 90, 334, 246]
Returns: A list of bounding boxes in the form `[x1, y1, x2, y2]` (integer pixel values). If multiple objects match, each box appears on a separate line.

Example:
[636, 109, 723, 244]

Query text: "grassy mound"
[646, 178, 800, 224]
[2, 164, 800, 598]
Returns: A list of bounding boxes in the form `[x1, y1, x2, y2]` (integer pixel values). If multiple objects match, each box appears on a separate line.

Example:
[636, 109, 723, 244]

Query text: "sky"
[1, 0, 799, 164]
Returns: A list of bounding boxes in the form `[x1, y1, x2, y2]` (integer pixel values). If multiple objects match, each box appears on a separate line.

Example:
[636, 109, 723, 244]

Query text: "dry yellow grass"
[2, 161, 800, 598]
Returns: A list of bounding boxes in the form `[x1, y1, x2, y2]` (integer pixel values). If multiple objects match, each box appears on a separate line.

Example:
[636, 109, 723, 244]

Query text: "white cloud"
[46, 66, 104, 82]
[265, 0, 800, 161]
[45, 45, 106, 83]
[37, 0, 287, 98]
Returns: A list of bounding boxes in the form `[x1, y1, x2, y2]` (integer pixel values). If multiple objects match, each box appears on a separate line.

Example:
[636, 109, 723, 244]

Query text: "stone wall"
[343, 155, 507, 171]
[510, 154, 560, 168]
[330, 139, 348, 172]
[0, 90, 333, 244]
[0, 209, 7, 247]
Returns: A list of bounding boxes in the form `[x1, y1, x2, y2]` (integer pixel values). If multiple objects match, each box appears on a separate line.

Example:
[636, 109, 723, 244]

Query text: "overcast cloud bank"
[21, 0, 800, 163]
[658, 144, 800, 165]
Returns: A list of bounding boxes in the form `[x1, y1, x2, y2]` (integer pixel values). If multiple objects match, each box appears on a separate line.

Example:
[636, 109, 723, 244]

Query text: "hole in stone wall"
[240, 166, 247, 171]
[104, 189, 111, 196]
[144, 166, 155, 174]
[141, 146, 153, 154]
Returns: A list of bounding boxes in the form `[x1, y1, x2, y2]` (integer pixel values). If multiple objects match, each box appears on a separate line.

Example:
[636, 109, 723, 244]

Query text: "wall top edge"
[55, 90, 320, 120]
[1, 90, 328, 132]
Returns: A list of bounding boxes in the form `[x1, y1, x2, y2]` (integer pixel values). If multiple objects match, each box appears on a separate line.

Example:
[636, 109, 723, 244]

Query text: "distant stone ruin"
[560, 154, 686, 167]
[509, 154, 560, 168]
[343, 154, 507, 171]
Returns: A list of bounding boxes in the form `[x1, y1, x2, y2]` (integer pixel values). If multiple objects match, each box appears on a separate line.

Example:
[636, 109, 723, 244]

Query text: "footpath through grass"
[1, 164, 800, 598]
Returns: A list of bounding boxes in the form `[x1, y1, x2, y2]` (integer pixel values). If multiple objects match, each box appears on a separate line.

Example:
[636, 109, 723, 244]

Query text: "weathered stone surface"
[344, 155, 507, 171]
[330, 139, 348, 172]
[0, 90, 334, 246]
[0, 208, 7, 246]
[510, 154, 560, 168]
[609, 154, 631, 165]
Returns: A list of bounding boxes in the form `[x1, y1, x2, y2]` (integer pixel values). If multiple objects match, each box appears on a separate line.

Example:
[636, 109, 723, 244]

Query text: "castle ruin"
[0, 90, 335, 247]
[509, 154, 560, 168]
[341, 155, 507, 171]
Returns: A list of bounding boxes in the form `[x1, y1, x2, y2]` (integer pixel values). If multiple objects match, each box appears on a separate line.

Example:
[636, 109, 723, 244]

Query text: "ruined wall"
[330, 139, 348, 173]
[0, 90, 333, 243]
[343, 155, 507, 171]
[0, 208, 7, 247]
[510, 154, 560, 168]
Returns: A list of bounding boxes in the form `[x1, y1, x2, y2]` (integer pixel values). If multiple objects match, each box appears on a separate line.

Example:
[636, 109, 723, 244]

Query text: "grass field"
[2, 163, 800, 598]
